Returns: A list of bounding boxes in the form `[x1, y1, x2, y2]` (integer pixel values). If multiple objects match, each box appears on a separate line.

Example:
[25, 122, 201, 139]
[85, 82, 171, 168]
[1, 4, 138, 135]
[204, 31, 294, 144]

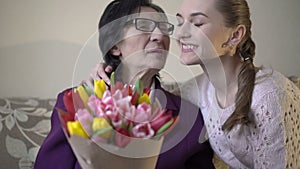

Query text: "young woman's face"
[175, 0, 232, 65]
[115, 7, 171, 71]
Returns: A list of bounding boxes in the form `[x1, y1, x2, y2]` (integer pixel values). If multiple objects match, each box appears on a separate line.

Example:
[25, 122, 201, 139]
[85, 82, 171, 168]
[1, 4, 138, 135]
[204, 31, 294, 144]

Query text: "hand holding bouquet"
[57, 74, 178, 169]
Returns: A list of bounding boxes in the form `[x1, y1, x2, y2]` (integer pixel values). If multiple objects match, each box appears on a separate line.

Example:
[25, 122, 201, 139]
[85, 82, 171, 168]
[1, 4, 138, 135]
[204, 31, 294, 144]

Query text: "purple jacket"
[34, 81, 214, 169]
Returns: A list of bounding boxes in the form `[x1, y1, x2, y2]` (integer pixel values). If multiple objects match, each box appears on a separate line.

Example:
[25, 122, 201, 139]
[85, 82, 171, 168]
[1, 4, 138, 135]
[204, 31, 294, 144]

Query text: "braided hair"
[215, 0, 257, 131]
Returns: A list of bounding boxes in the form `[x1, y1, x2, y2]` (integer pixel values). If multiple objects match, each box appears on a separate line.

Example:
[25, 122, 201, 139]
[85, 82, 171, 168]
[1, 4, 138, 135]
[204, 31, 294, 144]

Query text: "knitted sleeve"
[252, 84, 300, 169]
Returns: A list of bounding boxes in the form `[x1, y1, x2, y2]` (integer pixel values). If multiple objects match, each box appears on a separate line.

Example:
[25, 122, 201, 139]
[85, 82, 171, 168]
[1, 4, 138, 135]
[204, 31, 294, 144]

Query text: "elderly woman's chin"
[145, 52, 167, 70]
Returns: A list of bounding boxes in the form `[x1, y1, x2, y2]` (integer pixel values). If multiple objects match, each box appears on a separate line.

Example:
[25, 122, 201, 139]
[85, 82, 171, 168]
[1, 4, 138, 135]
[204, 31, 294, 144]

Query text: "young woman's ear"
[230, 24, 246, 46]
[110, 45, 121, 56]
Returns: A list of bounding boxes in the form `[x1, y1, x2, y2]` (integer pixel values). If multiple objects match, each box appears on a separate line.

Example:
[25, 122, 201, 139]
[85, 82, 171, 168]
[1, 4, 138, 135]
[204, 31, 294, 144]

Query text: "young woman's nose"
[175, 22, 192, 39]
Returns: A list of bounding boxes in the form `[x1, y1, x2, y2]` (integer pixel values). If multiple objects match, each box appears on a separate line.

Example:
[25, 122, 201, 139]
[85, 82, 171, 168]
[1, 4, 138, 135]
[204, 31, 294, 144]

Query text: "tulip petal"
[76, 86, 90, 111]
[92, 117, 112, 139]
[94, 79, 106, 99]
[138, 93, 150, 104]
[67, 121, 89, 138]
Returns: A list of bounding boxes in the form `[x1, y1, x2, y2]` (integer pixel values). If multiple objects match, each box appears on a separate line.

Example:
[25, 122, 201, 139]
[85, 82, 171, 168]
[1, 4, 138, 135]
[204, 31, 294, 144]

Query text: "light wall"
[0, 0, 299, 98]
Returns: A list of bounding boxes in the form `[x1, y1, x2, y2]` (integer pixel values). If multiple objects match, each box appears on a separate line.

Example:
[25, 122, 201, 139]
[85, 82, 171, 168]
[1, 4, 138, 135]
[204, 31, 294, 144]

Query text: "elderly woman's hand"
[81, 63, 113, 88]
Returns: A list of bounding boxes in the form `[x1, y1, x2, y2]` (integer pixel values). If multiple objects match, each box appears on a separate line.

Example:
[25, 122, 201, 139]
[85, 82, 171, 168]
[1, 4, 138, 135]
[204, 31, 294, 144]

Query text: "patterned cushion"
[0, 98, 55, 169]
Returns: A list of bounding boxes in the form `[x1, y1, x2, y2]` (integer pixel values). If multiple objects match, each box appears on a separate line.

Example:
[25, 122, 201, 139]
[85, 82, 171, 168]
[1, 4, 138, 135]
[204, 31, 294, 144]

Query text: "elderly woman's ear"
[110, 46, 121, 56]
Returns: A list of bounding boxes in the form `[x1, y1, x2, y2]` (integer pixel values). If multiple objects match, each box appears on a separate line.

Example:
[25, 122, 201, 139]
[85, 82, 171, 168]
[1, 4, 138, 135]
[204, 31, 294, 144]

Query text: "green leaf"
[110, 72, 115, 87]
[108, 130, 116, 144]
[121, 118, 126, 129]
[93, 127, 113, 136]
[128, 122, 134, 132]
[155, 118, 174, 136]
[134, 79, 143, 97]
[83, 84, 94, 96]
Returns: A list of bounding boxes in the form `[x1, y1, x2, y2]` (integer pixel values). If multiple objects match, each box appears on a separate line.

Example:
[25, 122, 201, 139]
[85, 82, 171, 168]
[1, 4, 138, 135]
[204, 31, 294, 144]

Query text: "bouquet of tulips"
[57, 73, 178, 169]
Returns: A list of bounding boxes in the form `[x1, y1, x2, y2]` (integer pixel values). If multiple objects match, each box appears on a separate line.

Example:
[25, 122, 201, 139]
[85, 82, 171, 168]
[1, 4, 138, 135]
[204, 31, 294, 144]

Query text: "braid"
[216, 0, 258, 131]
[222, 35, 256, 131]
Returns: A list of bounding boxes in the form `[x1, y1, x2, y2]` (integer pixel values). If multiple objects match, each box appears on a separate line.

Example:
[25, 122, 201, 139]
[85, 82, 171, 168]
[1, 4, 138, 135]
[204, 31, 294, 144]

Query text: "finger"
[89, 64, 100, 80]
[97, 64, 111, 85]
[105, 65, 113, 73]
[98, 70, 110, 85]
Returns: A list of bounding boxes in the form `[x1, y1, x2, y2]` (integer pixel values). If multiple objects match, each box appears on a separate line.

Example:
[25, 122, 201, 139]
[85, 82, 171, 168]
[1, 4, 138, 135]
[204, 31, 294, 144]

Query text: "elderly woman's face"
[113, 7, 171, 71]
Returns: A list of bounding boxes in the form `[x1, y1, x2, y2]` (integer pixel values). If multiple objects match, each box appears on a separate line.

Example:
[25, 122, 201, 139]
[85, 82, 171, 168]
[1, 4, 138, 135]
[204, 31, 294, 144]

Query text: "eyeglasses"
[131, 18, 174, 35]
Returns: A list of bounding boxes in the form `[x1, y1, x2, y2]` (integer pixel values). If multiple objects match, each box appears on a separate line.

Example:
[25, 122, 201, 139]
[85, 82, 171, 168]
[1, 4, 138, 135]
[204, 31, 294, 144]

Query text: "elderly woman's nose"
[150, 27, 164, 41]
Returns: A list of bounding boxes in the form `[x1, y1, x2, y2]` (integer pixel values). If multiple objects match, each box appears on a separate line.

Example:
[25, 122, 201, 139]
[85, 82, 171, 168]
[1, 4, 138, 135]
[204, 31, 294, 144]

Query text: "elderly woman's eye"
[194, 23, 204, 27]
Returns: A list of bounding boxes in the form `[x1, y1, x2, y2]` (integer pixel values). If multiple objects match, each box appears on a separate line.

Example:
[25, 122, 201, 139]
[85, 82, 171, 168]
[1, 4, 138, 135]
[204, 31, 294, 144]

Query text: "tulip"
[110, 81, 124, 95]
[56, 108, 74, 136]
[115, 128, 131, 148]
[92, 117, 112, 139]
[143, 88, 151, 95]
[130, 92, 139, 105]
[94, 79, 106, 99]
[63, 89, 75, 115]
[132, 123, 154, 138]
[76, 109, 94, 135]
[150, 110, 173, 132]
[67, 121, 89, 138]
[138, 93, 150, 104]
[76, 86, 90, 111]
[72, 90, 85, 110]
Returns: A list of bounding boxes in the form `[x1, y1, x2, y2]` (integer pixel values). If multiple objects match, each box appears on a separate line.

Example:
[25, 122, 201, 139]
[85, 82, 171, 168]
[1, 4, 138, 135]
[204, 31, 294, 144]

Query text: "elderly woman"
[34, 0, 215, 169]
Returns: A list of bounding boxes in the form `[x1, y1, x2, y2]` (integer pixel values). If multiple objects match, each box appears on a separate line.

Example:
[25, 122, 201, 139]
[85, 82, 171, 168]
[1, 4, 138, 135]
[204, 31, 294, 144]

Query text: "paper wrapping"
[68, 135, 163, 169]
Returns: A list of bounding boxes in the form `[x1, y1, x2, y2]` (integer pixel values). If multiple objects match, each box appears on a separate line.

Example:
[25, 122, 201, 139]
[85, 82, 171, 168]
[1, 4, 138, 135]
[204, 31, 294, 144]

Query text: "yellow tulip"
[138, 93, 150, 104]
[67, 121, 89, 138]
[92, 117, 112, 139]
[94, 79, 107, 99]
[76, 85, 90, 110]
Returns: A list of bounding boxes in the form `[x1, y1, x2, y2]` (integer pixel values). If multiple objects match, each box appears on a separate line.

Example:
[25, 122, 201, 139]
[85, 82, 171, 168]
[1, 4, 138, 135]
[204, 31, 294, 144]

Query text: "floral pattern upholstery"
[0, 98, 55, 169]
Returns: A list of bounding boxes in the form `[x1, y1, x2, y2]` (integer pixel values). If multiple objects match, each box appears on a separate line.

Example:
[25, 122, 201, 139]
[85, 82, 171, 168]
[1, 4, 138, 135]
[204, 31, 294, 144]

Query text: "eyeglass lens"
[135, 18, 174, 35]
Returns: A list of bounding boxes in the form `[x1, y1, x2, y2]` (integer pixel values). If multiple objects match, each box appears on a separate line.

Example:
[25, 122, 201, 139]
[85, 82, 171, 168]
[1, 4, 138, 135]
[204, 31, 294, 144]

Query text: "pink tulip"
[115, 128, 131, 148]
[134, 103, 151, 123]
[75, 109, 93, 135]
[150, 110, 173, 132]
[132, 123, 154, 138]
[88, 95, 105, 117]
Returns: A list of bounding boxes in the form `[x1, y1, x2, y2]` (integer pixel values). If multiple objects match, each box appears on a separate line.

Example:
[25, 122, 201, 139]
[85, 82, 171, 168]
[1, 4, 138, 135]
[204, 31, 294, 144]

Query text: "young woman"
[34, 0, 215, 169]
[96, 0, 300, 168]
[175, 0, 300, 168]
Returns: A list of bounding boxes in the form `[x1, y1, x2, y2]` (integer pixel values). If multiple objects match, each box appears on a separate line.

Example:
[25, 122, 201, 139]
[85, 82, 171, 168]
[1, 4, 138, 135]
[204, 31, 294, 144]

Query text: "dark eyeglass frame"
[131, 18, 174, 35]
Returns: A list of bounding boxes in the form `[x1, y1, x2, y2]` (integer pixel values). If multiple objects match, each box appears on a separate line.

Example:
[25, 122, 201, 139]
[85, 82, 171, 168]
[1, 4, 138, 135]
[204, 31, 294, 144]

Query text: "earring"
[229, 42, 234, 49]
[221, 42, 234, 49]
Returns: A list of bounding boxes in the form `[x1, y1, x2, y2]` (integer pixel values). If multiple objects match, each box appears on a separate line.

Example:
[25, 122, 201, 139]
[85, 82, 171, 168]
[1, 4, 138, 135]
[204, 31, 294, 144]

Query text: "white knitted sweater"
[177, 68, 300, 169]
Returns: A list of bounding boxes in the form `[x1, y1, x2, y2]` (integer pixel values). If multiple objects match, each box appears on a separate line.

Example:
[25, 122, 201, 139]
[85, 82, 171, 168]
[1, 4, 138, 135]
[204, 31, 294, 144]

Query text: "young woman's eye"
[176, 17, 184, 26]
[177, 22, 184, 26]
